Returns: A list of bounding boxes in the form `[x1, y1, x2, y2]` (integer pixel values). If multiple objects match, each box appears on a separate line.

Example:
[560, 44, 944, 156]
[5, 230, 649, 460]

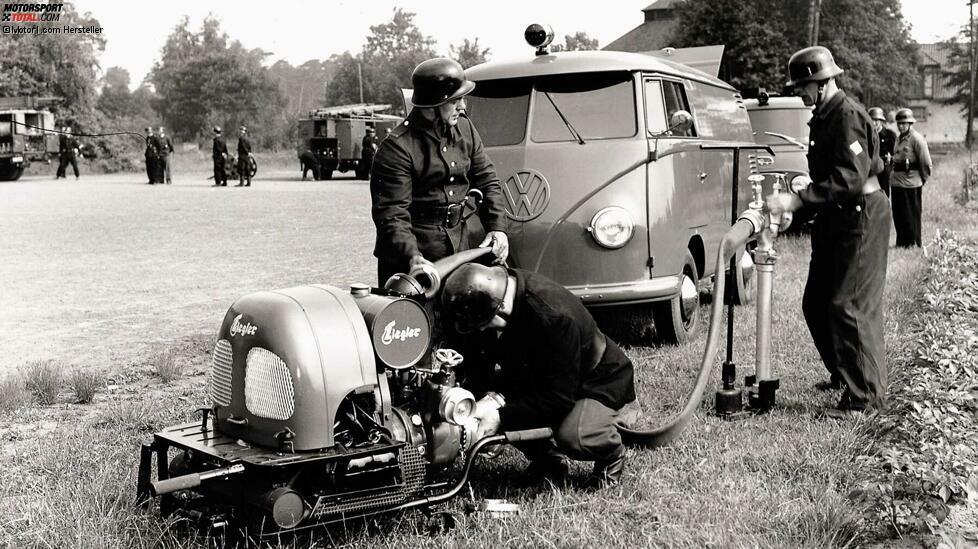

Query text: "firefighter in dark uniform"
[299, 148, 320, 180]
[145, 127, 160, 184]
[237, 126, 253, 187]
[767, 46, 891, 418]
[212, 127, 228, 186]
[441, 263, 636, 488]
[869, 107, 896, 197]
[56, 128, 68, 179]
[360, 126, 378, 178]
[59, 126, 80, 180]
[370, 58, 509, 286]
[890, 108, 932, 248]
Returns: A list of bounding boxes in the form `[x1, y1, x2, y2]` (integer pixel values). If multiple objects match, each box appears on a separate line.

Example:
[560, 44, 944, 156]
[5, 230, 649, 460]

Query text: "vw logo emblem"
[502, 169, 550, 222]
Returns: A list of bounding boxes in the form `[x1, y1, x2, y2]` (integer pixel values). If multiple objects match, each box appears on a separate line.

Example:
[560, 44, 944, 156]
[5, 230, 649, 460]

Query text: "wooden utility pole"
[968, 0, 976, 148]
[808, 0, 822, 46]
[357, 63, 364, 104]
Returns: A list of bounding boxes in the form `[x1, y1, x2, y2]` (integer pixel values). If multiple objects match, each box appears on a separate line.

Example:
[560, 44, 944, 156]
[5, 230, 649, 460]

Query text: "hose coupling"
[737, 208, 766, 235]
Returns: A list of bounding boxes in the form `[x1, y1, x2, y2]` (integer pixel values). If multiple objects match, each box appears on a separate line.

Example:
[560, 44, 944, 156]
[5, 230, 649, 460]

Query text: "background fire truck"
[0, 96, 60, 181]
[296, 104, 400, 180]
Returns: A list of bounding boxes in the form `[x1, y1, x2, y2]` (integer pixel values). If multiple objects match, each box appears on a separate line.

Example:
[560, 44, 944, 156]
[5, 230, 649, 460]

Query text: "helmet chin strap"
[815, 82, 826, 107]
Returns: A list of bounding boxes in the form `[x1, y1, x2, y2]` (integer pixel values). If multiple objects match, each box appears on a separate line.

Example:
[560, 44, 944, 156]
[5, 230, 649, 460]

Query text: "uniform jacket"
[158, 135, 174, 157]
[146, 135, 160, 158]
[361, 134, 378, 160]
[370, 109, 508, 267]
[798, 91, 882, 209]
[237, 136, 252, 157]
[59, 134, 69, 155]
[454, 268, 636, 430]
[878, 127, 897, 165]
[213, 136, 227, 160]
[299, 149, 319, 167]
[891, 128, 932, 189]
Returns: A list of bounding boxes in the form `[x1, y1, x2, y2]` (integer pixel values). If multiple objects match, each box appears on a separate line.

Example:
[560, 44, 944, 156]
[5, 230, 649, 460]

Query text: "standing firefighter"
[157, 126, 174, 184]
[869, 107, 897, 197]
[890, 108, 932, 248]
[212, 127, 228, 187]
[58, 126, 80, 180]
[237, 126, 252, 187]
[441, 264, 636, 489]
[360, 126, 378, 179]
[767, 46, 890, 418]
[370, 57, 509, 286]
[145, 127, 159, 184]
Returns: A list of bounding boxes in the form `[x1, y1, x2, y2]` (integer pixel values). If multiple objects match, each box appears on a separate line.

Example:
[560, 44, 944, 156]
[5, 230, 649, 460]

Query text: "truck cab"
[0, 97, 59, 181]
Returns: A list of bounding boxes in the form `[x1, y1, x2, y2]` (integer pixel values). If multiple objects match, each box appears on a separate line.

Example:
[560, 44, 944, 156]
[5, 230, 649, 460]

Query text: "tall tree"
[673, 0, 918, 106]
[326, 9, 435, 113]
[451, 38, 490, 69]
[552, 32, 600, 52]
[150, 16, 285, 144]
[0, 1, 104, 118]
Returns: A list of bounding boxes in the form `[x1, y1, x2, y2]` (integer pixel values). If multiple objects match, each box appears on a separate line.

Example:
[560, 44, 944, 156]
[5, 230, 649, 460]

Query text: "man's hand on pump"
[479, 231, 509, 264]
[472, 392, 504, 440]
[766, 192, 802, 215]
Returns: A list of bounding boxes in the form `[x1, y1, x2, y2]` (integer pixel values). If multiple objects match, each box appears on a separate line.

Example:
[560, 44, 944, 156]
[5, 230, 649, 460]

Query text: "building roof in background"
[913, 43, 957, 100]
[604, 0, 681, 52]
[918, 43, 950, 67]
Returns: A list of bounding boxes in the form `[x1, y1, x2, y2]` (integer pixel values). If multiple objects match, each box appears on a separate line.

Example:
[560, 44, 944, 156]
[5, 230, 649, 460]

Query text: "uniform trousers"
[213, 158, 226, 186]
[515, 398, 625, 463]
[59, 154, 79, 178]
[878, 166, 892, 197]
[891, 186, 922, 247]
[802, 191, 890, 410]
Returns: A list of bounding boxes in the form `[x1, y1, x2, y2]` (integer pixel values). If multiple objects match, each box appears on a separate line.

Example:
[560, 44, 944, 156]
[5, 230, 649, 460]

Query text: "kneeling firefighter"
[440, 263, 636, 489]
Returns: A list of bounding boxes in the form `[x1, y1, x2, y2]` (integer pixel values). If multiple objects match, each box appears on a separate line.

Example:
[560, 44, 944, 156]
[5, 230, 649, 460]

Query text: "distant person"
[890, 108, 933, 248]
[55, 127, 68, 179]
[144, 127, 160, 185]
[299, 148, 320, 180]
[212, 127, 228, 187]
[58, 126, 80, 180]
[869, 107, 896, 197]
[157, 126, 174, 184]
[360, 126, 378, 178]
[236, 126, 252, 187]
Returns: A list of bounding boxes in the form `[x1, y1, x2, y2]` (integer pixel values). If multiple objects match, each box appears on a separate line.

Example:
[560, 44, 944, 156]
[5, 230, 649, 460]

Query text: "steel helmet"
[895, 108, 916, 124]
[410, 57, 476, 108]
[786, 46, 844, 87]
[440, 263, 508, 334]
[868, 107, 886, 121]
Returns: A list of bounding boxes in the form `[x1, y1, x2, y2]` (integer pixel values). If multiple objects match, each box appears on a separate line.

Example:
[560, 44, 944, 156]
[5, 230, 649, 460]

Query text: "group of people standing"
[211, 126, 253, 187]
[870, 107, 933, 248]
[144, 126, 174, 185]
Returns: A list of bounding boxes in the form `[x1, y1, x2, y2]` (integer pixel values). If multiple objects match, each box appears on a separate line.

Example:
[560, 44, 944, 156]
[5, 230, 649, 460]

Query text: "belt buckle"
[444, 203, 463, 228]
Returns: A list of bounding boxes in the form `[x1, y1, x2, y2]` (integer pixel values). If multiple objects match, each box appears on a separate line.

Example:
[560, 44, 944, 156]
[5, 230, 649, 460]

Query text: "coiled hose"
[618, 217, 759, 447]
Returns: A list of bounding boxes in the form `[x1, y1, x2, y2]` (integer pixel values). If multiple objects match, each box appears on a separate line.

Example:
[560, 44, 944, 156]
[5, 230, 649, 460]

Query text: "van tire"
[0, 165, 24, 181]
[652, 250, 701, 344]
[726, 246, 754, 306]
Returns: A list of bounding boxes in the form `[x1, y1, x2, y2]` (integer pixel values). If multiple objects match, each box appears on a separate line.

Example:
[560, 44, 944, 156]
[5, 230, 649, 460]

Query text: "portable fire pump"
[136, 168, 797, 535]
[135, 248, 551, 534]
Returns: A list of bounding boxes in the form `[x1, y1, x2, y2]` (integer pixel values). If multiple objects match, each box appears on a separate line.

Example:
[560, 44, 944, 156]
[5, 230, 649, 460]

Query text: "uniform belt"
[409, 202, 467, 228]
[892, 160, 920, 173]
[862, 175, 881, 195]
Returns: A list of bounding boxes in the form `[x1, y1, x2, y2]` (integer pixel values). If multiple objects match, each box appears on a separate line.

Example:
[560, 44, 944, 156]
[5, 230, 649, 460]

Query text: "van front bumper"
[571, 276, 681, 307]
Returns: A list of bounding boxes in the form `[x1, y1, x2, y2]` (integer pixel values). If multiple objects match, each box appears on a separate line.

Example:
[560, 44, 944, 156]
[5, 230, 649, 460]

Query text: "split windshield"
[466, 72, 636, 146]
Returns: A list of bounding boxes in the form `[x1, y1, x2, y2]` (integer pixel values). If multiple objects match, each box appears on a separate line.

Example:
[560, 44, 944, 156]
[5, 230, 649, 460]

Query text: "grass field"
[0, 152, 974, 548]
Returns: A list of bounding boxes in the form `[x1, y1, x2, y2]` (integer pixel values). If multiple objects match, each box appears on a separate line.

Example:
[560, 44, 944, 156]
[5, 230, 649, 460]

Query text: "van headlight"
[588, 207, 634, 249]
[790, 175, 812, 193]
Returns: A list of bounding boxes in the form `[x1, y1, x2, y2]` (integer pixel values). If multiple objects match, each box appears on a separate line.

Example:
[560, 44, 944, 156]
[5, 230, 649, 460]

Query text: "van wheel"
[652, 250, 701, 344]
[0, 164, 24, 181]
[726, 246, 754, 306]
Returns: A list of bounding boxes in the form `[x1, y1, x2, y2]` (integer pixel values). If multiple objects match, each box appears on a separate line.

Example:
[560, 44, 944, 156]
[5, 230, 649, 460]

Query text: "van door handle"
[698, 172, 708, 181]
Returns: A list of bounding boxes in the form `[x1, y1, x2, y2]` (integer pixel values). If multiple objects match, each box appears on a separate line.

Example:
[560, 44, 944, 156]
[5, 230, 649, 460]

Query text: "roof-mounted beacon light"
[525, 24, 554, 56]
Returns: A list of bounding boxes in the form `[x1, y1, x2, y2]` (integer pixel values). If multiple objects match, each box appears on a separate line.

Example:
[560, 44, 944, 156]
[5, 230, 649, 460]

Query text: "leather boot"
[584, 451, 626, 490]
[525, 453, 570, 485]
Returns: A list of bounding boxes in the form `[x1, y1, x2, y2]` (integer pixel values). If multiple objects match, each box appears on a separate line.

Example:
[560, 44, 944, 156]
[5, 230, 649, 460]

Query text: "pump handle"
[504, 427, 553, 442]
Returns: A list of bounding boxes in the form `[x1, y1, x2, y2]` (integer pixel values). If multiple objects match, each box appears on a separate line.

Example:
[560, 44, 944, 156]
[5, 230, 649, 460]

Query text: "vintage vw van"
[464, 39, 762, 343]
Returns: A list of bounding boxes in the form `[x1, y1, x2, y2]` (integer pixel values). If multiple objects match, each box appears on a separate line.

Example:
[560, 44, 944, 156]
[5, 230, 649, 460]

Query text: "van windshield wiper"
[760, 131, 806, 149]
[542, 91, 586, 145]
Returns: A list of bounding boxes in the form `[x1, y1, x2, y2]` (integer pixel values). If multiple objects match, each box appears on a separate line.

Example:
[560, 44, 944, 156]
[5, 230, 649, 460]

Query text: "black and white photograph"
[1, 0, 977, 547]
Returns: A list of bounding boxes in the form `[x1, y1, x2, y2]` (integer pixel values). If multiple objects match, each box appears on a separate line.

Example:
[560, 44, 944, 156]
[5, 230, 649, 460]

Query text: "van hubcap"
[679, 273, 698, 326]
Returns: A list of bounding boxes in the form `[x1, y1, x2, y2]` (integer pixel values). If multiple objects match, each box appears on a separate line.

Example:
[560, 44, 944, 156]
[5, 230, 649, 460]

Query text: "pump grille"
[209, 339, 233, 407]
[245, 347, 295, 420]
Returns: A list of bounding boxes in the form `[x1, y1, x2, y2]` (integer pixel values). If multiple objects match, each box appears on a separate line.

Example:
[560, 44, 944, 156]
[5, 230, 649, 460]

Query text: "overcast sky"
[78, 0, 969, 88]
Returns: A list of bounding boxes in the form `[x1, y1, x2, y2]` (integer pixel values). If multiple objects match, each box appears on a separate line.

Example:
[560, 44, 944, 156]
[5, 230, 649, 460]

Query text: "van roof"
[466, 50, 735, 91]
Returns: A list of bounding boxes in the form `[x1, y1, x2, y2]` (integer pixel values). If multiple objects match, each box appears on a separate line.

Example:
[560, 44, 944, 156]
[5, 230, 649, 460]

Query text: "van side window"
[644, 80, 668, 135]
[662, 81, 696, 137]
